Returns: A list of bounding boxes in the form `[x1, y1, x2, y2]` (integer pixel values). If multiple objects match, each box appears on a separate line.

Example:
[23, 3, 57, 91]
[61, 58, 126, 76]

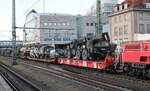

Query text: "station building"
[109, 0, 150, 44]
[23, 10, 96, 45]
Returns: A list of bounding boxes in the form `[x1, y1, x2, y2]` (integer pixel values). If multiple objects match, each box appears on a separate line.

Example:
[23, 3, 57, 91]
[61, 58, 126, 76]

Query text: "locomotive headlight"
[83, 45, 86, 48]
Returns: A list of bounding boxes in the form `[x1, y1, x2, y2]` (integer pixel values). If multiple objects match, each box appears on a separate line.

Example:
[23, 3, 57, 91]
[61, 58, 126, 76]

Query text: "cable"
[0, 32, 12, 40]
[17, 0, 41, 22]
[16, 27, 74, 30]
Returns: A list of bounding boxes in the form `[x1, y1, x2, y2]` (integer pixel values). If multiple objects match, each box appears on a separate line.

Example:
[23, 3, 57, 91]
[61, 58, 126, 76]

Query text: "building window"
[87, 33, 94, 38]
[63, 23, 66, 26]
[86, 23, 89, 26]
[57, 23, 61, 26]
[44, 23, 47, 26]
[139, 24, 145, 34]
[114, 39, 117, 41]
[49, 23, 52, 26]
[124, 38, 128, 42]
[124, 25, 128, 35]
[114, 27, 118, 36]
[147, 24, 150, 33]
[146, 3, 150, 8]
[124, 3, 128, 9]
[67, 23, 70, 26]
[95, 23, 97, 26]
[114, 17, 117, 24]
[117, 6, 119, 11]
[114, 7, 118, 12]
[119, 5, 122, 11]
[44, 32, 52, 41]
[91, 23, 93, 26]
[119, 27, 123, 35]
[63, 33, 70, 41]
[119, 16, 122, 22]
[124, 14, 127, 21]
[54, 33, 61, 41]
[139, 12, 143, 20]
[54, 23, 57, 26]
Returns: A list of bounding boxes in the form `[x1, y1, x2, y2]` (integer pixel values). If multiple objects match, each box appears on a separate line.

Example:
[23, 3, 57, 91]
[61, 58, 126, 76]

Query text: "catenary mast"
[12, 0, 17, 65]
[96, 0, 102, 37]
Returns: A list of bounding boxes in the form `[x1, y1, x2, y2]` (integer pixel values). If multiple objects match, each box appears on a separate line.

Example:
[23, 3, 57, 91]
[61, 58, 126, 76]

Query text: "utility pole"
[23, 24, 27, 43]
[12, 0, 17, 65]
[96, 0, 102, 38]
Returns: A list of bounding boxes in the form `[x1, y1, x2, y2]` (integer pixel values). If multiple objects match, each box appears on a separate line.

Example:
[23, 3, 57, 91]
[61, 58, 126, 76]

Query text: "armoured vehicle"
[65, 33, 116, 60]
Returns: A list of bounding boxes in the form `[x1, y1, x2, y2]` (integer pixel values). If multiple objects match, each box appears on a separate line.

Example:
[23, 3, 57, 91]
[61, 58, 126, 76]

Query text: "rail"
[0, 63, 41, 91]
[21, 62, 134, 91]
[0, 72, 19, 91]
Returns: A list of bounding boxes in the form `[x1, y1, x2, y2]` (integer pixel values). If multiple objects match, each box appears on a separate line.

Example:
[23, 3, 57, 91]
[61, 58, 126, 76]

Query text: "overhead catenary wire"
[17, 0, 41, 23]
[0, 0, 41, 40]
[0, 32, 12, 40]
[16, 27, 74, 30]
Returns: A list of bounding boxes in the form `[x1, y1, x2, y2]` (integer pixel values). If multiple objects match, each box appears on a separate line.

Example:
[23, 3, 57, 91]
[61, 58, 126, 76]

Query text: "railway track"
[0, 72, 18, 91]
[4, 56, 150, 91]
[0, 63, 41, 91]
[19, 61, 135, 91]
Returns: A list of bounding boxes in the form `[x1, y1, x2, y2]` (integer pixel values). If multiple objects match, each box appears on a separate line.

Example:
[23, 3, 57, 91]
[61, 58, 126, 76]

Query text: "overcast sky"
[0, 0, 123, 40]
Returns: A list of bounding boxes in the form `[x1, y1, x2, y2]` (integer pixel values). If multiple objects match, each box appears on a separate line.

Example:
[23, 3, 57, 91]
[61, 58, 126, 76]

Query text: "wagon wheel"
[72, 48, 76, 56]
[64, 49, 68, 58]
[75, 49, 81, 60]
[67, 49, 72, 59]
[82, 49, 89, 60]
[145, 69, 150, 79]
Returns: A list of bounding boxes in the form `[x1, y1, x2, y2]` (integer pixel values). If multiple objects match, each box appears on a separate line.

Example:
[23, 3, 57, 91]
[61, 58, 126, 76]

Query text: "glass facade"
[24, 11, 95, 44]
[101, 0, 117, 13]
[0, 41, 22, 46]
[25, 11, 38, 42]
[76, 16, 83, 39]
[43, 30, 71, 42]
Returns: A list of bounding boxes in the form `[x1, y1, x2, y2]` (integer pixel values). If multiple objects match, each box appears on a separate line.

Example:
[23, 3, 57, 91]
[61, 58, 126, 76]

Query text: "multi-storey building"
[86, 0, 117, 32]
[101, 0, 118, 23]
[109, 0, 150, 44]
[24, 10, 77, 45]
[76, 15, 96, 38]
[23, 10, 96, 45]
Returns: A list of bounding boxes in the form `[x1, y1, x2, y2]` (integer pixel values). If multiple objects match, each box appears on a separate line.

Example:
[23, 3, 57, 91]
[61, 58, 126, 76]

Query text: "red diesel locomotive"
[120, 41, 150, 77]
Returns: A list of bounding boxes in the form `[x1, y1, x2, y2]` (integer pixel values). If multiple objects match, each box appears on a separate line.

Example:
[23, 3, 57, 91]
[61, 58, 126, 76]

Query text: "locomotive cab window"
[94, 41, 109, 47]
[140, 56, 148, 62]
